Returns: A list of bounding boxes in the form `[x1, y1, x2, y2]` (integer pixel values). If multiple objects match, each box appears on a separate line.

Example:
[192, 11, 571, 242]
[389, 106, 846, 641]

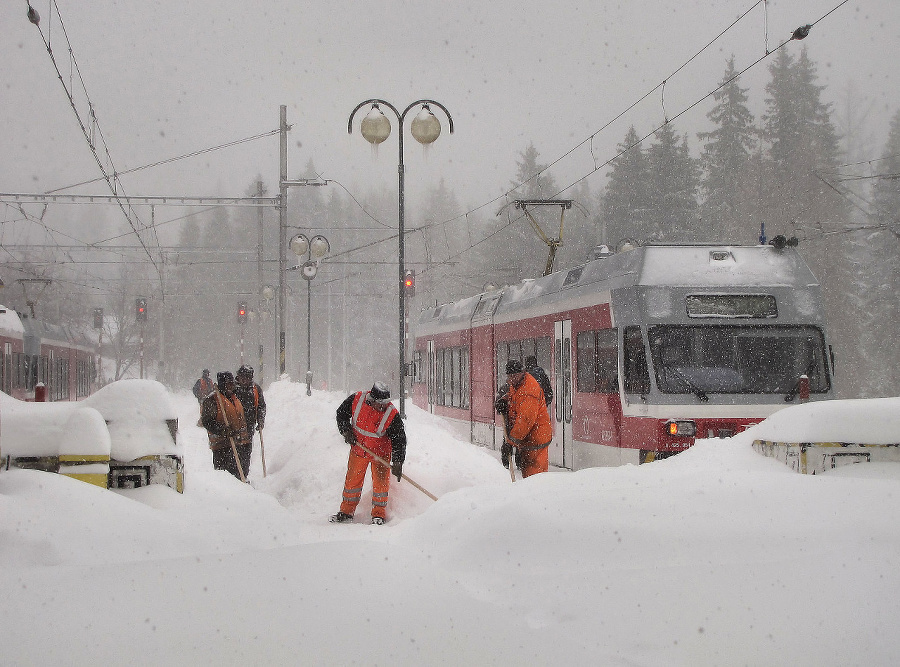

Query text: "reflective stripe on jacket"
[349, 391, 399, 462]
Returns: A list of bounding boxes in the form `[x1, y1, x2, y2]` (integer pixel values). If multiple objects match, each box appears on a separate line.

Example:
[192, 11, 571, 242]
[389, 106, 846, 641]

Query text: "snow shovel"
[349, 440, 438, 501]
[258, 427, 267, 477]
[214, 391, 247, 483]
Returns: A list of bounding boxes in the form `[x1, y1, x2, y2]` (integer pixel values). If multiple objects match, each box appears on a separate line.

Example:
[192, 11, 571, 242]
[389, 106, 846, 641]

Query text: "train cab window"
[576, 329, 619, 393]
[648, 324, 830, 395]
[623, 326, 650, 394]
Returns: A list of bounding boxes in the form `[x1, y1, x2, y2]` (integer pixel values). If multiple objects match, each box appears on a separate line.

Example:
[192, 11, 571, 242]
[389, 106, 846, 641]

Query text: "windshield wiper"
[670, 367, 709, 402]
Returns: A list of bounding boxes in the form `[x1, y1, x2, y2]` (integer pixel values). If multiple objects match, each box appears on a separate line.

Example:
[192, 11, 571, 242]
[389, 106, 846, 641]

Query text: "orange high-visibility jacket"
[349, 391, 400, 462]
[202, 390, 248, 449]
[506, 372, 552, 449]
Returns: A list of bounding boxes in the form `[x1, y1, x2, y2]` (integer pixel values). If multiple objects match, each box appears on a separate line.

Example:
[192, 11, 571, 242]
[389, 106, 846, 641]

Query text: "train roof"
[20, 312, 96, 351]
[418, 244, 820, 330]
[0, 304, 26, 336]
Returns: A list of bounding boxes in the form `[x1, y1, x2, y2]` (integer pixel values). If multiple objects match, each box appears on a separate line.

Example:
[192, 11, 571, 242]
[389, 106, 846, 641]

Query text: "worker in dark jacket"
[201, 371, 250, 480]
[234, 365, 266, 448]
[524, 355, 553, 407]
[192, 369, 214, 403]
[330, 381, 406, 525]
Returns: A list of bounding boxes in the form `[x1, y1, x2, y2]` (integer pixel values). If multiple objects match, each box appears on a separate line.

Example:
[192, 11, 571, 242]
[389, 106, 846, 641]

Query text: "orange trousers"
[339, 450, 391, 520]
[518, 444, 549, 478]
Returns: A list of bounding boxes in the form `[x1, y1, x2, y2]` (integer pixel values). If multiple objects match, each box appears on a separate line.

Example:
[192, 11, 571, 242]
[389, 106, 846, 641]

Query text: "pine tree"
[868, 109, 900, 394]
[762, 47, 845, 236]
[558, 179, 595, 268]
[873, 111, 900, 232]
[763, 46, 855, 394]
[495, 143, 560, 279]
[698, 56, 757, 242]
[601, 126, 651, 248]
[511, 143, 558, 199]
[646, 124, 699, 241]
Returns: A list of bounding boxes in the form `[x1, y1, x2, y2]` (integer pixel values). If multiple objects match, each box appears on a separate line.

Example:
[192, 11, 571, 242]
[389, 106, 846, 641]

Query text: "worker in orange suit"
[501, 359, 552, 477]
[330, 381, 407, 525]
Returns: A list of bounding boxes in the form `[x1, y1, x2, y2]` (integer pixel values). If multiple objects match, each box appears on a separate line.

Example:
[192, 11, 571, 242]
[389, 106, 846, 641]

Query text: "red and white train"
[412, 243, 834, 468]
[0, 305, 98, 402]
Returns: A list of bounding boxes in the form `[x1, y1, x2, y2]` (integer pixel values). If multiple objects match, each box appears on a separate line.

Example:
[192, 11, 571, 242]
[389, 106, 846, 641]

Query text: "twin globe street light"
[289, 233, 331, 396]
[347, 99, 453, 418]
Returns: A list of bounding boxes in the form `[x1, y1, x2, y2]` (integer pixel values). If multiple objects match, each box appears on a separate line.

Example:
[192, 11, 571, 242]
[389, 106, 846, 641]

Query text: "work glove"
[391, 461, 403, 482]
[500, 441, 511, 469]
[494, 397, 508, 415]
[514, 447, 523, 471]
[256, 421, 264, 431]
[341, 430, 356, 446]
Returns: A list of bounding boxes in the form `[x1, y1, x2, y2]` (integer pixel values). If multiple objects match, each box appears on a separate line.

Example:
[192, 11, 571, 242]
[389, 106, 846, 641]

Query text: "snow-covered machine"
[1, 379, 184, 492]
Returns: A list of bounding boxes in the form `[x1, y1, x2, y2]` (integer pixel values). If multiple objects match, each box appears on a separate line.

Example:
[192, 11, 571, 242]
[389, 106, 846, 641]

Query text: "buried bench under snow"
[1, 379, 184, 492]
[750, 396, 900, 474]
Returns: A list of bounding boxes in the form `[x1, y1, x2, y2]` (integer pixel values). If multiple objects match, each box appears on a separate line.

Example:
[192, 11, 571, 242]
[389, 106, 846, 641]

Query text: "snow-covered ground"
[1, 379, 899, 666]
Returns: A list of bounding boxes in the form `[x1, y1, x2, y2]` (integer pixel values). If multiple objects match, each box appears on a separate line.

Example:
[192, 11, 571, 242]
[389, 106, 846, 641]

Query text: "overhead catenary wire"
[15, 0, 861, 297]
[44, 129, 281, 195]
[415, 0, 856, 279]
[26, 0, 164, 280]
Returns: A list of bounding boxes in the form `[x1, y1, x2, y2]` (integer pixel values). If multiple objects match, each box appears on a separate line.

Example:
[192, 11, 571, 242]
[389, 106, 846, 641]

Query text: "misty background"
[1, 0, 898, 397]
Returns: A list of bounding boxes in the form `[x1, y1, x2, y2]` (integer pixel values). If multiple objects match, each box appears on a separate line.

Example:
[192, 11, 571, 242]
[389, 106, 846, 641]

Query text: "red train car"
[0, 306, 97, 402]
[412, 244, 835, 468]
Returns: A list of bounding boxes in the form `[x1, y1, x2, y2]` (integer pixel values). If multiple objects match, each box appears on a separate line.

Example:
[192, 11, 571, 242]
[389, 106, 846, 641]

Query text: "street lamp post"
[347, 99, 453, 418]
[289, 233, 331, 396]
[277, 105, 327, 377]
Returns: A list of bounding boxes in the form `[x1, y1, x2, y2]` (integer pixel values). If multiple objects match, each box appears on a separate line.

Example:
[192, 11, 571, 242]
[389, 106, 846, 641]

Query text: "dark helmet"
[217, 371, 235, 390]
[236, 365, 254, 380]
[369, 381, 391, 403]
[505, 359, 524, 375]
[524, 356, 538, 369]
[202, 368, 210, 377]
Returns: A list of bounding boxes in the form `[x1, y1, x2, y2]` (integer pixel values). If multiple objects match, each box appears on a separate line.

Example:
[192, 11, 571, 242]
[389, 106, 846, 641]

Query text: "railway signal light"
[93, 308, 103, 329]
[403, 270, 415, 297]
[237, 302, 248, 324]
[135, 298, 147, 322]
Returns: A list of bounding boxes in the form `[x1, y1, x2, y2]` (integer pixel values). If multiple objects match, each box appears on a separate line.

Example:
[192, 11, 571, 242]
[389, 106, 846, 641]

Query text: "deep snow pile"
[1, 379, 898, 666]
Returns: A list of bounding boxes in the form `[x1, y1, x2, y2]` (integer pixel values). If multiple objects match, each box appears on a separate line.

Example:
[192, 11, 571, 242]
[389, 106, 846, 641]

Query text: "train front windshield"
[648, 325, 830, 395]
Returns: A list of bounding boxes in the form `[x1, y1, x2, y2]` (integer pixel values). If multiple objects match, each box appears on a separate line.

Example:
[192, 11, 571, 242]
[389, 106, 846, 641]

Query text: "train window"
[623, 327, 651, 394]
[576, 329, 619, 393]
[413, 350, 424, 383]
[496, 337, 552, 394]
[576, 333, 596, 392]
[649, 324, 830, 394]
[435, 345, 469, 409]
[686, 294, 777, 319]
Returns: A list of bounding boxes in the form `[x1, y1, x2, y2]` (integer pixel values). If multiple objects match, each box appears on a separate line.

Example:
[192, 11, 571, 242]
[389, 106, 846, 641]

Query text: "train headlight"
[665, 420, 696, 437]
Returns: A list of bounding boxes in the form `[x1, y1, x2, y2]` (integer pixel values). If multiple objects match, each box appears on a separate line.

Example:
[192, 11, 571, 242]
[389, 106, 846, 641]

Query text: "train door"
[426, 339, 436, 414]
[552, 320, 573, 468]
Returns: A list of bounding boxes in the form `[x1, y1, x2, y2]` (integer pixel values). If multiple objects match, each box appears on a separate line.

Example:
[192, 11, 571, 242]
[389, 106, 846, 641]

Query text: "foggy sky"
[2, 0, 898, 242]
